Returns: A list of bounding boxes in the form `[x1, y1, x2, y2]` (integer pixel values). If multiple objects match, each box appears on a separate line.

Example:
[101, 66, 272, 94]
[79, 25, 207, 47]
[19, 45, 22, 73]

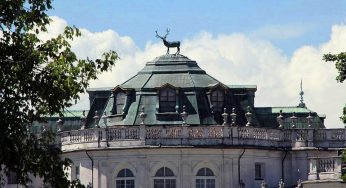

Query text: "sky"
[45, 0, 346, 128]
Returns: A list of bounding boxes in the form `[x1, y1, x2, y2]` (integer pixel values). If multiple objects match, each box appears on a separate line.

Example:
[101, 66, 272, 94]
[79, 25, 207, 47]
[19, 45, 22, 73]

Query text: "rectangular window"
[7, 171, 18, 184]
[255, 163, 264, 180]
[76, 166, 80, 180]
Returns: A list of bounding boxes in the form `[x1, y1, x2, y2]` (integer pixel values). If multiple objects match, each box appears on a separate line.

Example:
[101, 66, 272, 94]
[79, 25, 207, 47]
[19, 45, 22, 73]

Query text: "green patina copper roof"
[121, 54, 221, 90]
[87, 87, 112, 92]
[79, 54, 326, 128]
[228, 85, 257, 90]
[46, 110, 87, 118]
[255, 106, 314, 114]
[255, 106, 325, 128]
[35, 53, 327, 131]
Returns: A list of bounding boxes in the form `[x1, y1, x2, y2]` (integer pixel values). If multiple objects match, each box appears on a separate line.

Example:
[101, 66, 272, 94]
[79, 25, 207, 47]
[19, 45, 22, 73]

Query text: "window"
[211, 90, 224, 112]
[255, 163, 265, 180]
[196, 168, 215, 188]
[159, 88, 176, 112]
[76, 166, 80, 180]
[116, 168, 135, 188]
[154, 167, 176, 188]
[115, 92, 126, 114]
[7, 171, 18, 184]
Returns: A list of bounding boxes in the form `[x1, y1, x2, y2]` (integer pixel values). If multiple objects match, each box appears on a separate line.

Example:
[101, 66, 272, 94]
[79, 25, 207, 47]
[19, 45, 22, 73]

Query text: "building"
[5, 53, 346, 188]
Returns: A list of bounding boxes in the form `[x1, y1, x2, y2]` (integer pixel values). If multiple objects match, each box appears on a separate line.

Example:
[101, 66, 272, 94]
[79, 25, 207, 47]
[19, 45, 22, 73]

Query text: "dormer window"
[115, 91, 126, 114]
[211, 89, 224, 112]
[159, 87, 176, 113]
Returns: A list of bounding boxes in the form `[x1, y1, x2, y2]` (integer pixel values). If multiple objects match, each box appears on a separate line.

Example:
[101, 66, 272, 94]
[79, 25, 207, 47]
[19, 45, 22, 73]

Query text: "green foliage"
[323, 52, 346, 83]
[0, 0, 118, 187]
[342, 151, 346, 181]
[342, 105, 346, 124]
[323, 52, 346, 124]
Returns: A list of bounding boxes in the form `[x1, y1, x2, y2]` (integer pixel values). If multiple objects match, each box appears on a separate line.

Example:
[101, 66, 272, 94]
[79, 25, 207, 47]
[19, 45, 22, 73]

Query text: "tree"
[323, 52, 346, 124]
[324, 53, 346, 181]
[0, 0, 118, 187]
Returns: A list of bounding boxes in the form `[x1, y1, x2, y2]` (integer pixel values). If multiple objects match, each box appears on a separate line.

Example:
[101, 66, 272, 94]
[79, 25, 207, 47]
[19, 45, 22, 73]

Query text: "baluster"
[80, 110, 87, 130]
[222, 108, 228, 126]
[290, 112, 297, 128]
[56, 116, 63, 132]
[230, 108, 237, 126]
[278, 179, 285, 188]
[180, 105, 188, 126]
[139, 106, 147, 141]
[306, 112, 313, 128]
[276, 110, 284, 129]
[94, 110, 100, 128]
[245, 106, 252, 127]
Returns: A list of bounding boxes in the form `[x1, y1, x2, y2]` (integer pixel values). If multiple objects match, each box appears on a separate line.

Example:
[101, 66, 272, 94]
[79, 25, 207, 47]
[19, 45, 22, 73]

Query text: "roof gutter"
[85, 150, 93, 188]
[238, 148, 246, 185]
[282, 150, 288, 180]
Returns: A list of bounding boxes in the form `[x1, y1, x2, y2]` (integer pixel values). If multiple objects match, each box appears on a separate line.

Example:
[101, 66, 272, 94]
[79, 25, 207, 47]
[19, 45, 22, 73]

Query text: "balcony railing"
[58, 125, 346, 151]
[308, 157, 342, 180]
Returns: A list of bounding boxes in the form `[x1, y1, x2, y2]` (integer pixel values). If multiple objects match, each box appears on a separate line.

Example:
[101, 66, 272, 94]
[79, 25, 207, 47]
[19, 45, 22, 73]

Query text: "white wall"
[63, 148, 320, 188]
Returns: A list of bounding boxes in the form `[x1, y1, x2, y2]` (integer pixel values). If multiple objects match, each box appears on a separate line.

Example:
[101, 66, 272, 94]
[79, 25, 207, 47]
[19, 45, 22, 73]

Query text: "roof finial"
[298, 79, 306, 108]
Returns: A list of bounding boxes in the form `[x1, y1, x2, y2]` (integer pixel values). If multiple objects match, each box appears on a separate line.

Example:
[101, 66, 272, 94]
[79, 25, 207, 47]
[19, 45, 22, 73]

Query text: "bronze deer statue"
[155, 29, 180, 55]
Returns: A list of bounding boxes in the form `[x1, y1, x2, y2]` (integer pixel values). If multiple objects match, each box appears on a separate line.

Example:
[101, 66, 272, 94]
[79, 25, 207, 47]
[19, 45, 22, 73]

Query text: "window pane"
[117, 169, 126, 177]
[125, 169, 134, 177]
[116, 92, 126, 104]
[126, 180, 135, 188]
[196, 168, 214, 176]
[115, 92, 126, 114]
[76, 166, 80, 179]
[161, 90, 168, 97]
[255, 163, 262, 179]
[166, 179, 176, 188]
[211, 90, 224, 112]
[155, 167, 165, 177]
[196, 168, 205, 176]
[7, 171, 18, 184]
[168, 95, 175, 101]
[116, 180, 125, 188]
[196, 179, 205, 188]
[206, 179, 215, 188]
[154, 179, 164, 188]
[205, 168, 214, 176]
[117, 169, 134, 177]
[168, 91, 175, 97]
[160, 88, 176, 112]
[164, 167, 174, 176]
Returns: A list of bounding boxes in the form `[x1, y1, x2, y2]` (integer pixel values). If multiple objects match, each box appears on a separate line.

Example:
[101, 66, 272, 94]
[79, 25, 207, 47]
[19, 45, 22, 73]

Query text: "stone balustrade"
[308, 156, 342, 180]
[58, 126, 346, 151]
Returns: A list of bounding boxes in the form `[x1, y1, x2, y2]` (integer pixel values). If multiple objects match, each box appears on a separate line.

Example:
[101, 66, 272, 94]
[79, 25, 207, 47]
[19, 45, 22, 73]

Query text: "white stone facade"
[57, 126, 343, 188]
[3, 126, 344, 188]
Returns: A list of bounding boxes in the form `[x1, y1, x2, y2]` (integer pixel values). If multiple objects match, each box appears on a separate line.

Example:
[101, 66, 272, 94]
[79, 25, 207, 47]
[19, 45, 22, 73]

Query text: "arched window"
[196, 168, 215, 188]
[154, 167, 176, 188]
[211, 90, 224, 112]
[116, 168, 134, 188]
[159, 88, 176, 112]
[115, 92, 126, 114]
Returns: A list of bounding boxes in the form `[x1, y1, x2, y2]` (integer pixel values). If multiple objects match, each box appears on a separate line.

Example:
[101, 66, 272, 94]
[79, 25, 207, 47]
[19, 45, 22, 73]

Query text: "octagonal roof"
[121, 54, 222, 90]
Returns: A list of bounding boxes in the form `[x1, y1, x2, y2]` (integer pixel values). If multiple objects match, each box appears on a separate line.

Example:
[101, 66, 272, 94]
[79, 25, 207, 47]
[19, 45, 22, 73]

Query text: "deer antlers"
[155, 30, 161, 39]
[164, 28, 169, 38]
[155, 28, 170, 39]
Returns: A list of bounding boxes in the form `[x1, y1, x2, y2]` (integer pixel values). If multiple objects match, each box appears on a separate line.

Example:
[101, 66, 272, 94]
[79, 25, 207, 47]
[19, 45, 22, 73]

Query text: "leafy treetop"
[0, 0, 118, 187]
[323, 52, 346, 124]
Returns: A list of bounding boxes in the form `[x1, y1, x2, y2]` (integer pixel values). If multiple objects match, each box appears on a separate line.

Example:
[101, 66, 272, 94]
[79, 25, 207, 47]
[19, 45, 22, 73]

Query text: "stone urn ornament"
[245, 106, 252, 127]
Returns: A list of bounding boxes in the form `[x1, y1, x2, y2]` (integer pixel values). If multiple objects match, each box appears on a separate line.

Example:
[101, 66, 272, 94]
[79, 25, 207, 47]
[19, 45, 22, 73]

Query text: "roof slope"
[120, 54, 221, 90]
